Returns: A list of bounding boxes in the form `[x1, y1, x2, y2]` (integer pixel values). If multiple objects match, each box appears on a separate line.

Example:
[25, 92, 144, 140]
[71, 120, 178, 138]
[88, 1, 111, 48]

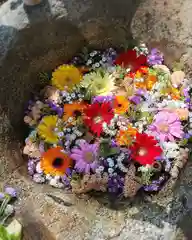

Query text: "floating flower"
[115, 49, 147, 72]
[84, 102, 114, 136]
[149, 111, 184, 142]
[130, 133, 162, 165]
[116, 126, 137, 146]
[147, 48, 164, 66]
[70, 141, 99, 173]
[80, 70, 115, 96]
[41, 147, 72, 176]
[37, 115, 59, 144]
[52, 65, 82, 91]
[113, 96, 130, 114]
[63, 101, 87, 124]
[133, 66, 157, 90]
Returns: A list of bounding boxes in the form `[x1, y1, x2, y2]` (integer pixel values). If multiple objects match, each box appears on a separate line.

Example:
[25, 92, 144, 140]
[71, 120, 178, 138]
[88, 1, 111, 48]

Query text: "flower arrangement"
[23, 44, 192, 200]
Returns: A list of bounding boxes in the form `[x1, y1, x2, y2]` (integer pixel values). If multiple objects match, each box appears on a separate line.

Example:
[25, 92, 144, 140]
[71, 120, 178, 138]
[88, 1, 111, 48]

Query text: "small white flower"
[36, 162, 43, 174]
[66, 128, 71, 132]
[86, 59, 92, 65]
[71, 93, 76, 98]
[99, 166, 104, 171]
[66, 97, 71, 101]
[108, 168, 114, 174]
[95, 62, 100, 68]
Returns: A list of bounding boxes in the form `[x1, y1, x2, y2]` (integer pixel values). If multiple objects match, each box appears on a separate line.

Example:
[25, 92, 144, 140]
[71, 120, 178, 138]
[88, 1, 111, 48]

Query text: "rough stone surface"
[0, 0, 192, 239]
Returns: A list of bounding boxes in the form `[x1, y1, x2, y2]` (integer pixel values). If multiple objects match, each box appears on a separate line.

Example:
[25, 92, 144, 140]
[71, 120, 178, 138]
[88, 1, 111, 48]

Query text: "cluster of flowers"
[23, 44, 192, 198]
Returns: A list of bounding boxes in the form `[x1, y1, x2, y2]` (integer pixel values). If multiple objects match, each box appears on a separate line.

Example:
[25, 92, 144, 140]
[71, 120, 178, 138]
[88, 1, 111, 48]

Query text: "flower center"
[52, 157, 64, 168]
[65, 77, 71, 83]
[94, 115, 103, 124]
[138, 147, 147, 156]
[73, 110, 82, 118]
[159, 123, 169, 133]
[84, 151, 94, 163]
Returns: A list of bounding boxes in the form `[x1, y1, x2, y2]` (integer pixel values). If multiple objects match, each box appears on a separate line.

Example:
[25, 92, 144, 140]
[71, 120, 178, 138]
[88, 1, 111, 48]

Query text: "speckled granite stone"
[0, 0, 192, 239]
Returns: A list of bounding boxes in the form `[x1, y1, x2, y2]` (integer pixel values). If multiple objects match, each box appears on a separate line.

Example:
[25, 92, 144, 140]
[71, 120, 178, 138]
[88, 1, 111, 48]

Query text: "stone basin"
[0, 0, 192, 239]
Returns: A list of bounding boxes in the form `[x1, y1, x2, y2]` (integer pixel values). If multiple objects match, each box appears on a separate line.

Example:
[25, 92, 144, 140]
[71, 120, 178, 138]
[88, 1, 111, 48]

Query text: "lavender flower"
[5, 187, 17, 198]
[0, 192, 5, 200]
[28, 159, 36, 175]
[129, 95, 141, 105]
[92, 95, 114, 104]
[108, 175, 124, 193]
[70, 141, 99, 173]
[47, 100, 63, 117]
[143, 176, 165, 192]
[147, 48, 164, 66]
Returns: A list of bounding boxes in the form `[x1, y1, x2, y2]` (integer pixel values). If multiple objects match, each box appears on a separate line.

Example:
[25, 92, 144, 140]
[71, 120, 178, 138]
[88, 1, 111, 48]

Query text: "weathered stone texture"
[0, 0, 192, 239]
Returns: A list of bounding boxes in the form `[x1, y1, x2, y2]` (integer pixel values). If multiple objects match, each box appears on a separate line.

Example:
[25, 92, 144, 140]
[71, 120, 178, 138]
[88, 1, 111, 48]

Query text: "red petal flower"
[130, 133, 162, 165]
[84, 102, 114, 137]
[115, 50, 147, 72]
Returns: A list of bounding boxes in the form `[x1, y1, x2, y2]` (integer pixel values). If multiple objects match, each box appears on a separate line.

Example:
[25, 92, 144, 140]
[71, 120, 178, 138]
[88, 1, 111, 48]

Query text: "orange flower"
[41, 147, 72, 176]
[116, 127, 137, 146]
[113, 96, 129, 114]
[63, 101, 87, 124]
[133, 66, 157, 90]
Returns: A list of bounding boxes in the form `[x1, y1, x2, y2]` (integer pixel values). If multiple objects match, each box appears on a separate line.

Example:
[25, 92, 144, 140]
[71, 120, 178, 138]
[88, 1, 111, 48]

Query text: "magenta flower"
[149, 111, 184, 142]
[70, 140, 99, 173]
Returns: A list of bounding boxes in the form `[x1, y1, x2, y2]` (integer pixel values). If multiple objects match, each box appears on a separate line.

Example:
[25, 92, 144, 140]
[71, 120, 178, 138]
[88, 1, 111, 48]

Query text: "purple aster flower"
[92, 95, 114, 104]
[136, 88, 146, 96]
[129, 95, 141, 105]
[70, 141, 99, 173]
[5, 187, 17, 198]
[47, 101, 63, 117]
[0, 192, 5, 200]
[147, 48, 164, 66]
[149, 111, 184, 142]
[144, 176, 166, 192]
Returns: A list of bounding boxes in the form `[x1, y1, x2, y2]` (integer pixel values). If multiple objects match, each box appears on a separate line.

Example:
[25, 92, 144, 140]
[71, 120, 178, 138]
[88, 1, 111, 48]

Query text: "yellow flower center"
[94, 116, 103, 124]
[84, 152, 94, 162]
[138, 147, 147, 156]
[159, 123, 169, 133]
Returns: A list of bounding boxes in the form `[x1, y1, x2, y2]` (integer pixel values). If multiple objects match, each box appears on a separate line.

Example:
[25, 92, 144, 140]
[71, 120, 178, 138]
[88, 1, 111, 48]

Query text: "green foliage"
[179, 138, 188, 146]
[99, 139, 120, 158]
[0, 220, 22, 240]
[172, 61, 184, 72]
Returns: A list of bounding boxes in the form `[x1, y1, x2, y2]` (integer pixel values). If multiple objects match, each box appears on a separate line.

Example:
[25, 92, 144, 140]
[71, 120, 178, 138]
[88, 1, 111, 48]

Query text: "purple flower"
[108, 175, 124, 193]
[0, 192, 5, 200]
[47, 101, 63, 117]
[70, 141, 99, 173]
[129, 95, 141, 105]
[28, 159, 36, 175]
[149, 111, 184, 142]
[5, 187, 17, 198]
[92, 95, 114, 104]
[143, 176, 165, 192]
[147, 48, 164, 66]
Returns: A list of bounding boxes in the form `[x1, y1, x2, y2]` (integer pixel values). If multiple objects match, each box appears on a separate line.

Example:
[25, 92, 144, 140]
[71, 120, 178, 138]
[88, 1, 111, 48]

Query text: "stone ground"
[0, 0, 192, 239]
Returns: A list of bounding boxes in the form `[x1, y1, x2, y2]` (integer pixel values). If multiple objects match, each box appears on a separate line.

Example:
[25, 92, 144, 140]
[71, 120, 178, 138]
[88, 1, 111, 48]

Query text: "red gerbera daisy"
[84, 102, 114, 137]
[115, 50, 147, 72]
[130, 133, 162, 165]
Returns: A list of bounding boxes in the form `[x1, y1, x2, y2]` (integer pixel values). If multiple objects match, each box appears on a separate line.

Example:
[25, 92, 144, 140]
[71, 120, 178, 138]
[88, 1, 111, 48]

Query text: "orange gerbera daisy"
[113, 96, 130, 114]
[116, 126, 137, 146]
[41, 147, 72, 176]
[133, 66, 157, 91]
[63, 101, 87, 124]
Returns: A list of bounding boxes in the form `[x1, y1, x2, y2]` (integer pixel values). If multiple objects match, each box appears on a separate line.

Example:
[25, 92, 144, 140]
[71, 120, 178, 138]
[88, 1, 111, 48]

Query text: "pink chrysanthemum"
[149, 111, 184, 142]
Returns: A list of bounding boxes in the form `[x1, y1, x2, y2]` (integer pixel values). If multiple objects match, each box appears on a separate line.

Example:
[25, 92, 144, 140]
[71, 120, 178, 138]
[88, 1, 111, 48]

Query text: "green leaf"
[39, 72, 50, 84]
[0, 225, 10, 240]
[6, 219, 22, 240]
[179, 138, 188, 146]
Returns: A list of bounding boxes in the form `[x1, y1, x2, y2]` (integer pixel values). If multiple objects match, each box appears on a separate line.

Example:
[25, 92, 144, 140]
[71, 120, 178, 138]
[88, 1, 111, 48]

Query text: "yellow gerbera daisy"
[37, 115, 59, 144]
[52, 65, 82, 91]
